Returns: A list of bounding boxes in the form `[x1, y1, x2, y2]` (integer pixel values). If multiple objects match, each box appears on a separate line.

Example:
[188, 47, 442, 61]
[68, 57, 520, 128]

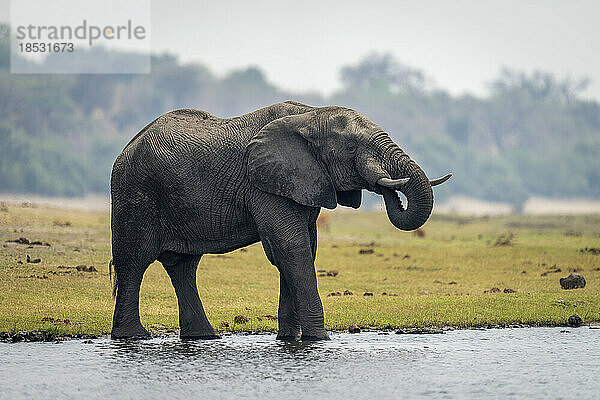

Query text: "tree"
[340, 52, 429, 95]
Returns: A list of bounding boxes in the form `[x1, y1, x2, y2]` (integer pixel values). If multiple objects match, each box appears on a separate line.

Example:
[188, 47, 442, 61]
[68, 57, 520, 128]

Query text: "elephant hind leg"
[110, 198, 161, 339]
[162, 254, 219, 340]
[111, 259, 152, 339]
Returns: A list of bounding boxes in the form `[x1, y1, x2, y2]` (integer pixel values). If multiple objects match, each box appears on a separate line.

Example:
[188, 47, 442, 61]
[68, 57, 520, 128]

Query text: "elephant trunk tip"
[380, 185, 433, 231]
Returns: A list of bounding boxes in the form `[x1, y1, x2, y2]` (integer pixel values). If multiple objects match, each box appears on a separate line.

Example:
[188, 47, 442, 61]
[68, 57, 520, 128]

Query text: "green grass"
[1, 203, 599, 336]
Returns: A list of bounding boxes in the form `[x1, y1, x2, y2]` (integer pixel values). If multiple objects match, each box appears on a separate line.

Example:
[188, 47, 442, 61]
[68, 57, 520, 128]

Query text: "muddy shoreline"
[3, 322, 598, 343]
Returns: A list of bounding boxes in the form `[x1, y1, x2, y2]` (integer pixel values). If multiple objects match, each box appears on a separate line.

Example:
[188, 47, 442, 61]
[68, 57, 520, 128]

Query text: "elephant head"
[247, 106, 451, 231]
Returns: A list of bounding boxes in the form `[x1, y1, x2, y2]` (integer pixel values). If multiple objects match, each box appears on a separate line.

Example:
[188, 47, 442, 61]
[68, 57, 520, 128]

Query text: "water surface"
[1, 327, 598, 399]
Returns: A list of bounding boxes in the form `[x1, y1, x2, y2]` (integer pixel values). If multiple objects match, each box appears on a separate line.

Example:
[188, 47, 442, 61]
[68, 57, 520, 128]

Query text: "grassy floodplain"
[0, 202, 599, 337]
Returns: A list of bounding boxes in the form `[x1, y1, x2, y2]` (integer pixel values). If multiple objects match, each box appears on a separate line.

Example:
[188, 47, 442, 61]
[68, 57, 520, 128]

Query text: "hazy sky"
[2, 0, 599, 99]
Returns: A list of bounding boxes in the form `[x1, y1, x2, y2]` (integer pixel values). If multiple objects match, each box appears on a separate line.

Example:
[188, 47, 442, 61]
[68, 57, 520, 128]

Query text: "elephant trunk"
[381, 157, 433, 231]
[357, 137, 434, 231]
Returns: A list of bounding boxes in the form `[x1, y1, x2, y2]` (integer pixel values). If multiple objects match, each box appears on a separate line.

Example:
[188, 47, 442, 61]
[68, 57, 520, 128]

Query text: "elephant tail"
[108, 259, 118, 298]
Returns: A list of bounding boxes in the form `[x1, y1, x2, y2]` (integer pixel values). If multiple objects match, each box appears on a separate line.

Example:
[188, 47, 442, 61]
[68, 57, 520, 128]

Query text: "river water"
[1, 327, 598, 399]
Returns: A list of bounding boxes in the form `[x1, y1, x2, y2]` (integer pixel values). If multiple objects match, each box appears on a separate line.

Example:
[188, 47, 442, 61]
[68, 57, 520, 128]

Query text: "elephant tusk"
[377, 177, 410, 189]
[429, 173, 452, 186]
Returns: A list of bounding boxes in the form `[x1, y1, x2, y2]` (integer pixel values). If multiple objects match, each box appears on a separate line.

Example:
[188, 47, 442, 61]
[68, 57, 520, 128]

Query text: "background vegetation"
[1, 24, 599, 207]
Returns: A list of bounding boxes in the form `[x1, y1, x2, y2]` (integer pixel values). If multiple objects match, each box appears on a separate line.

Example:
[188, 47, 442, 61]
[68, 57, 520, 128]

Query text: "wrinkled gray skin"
[110, 101, 450, 340]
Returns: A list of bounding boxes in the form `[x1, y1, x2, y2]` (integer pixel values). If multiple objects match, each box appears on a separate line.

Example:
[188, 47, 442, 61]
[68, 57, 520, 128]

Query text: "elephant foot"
[276, 324, 301, 341]
[111, 325, 151, 340]
[276, 332, 302, 341]
[300, 330, 330, 341]
[180, 332, 221, 340]
[180, 325, 219, 340]
[300, 334, 330, 341]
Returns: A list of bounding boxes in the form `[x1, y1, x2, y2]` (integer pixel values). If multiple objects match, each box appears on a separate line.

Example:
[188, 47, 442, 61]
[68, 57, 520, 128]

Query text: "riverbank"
[4, 323, 600, 343]
[1, 202, 599, 337]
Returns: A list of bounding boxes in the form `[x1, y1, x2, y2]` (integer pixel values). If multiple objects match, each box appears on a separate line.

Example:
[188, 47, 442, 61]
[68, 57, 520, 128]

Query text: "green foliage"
[0, 27, 598, 203]
[340, 52, 429, 95]
[411, 136, 525, 204]
[509, 137, 600, 198]
[0, 121, 89, 195]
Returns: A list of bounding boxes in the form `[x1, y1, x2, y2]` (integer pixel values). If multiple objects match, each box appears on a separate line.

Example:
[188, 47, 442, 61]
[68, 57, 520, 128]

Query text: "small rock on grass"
[541, 266, 561, 276]
[317, 270, 339, 277]
[568, 314, 583, 327]
[7, 237, 30, 245]
[76, 265, 97, 272]
[494, 233, 514, 246]
[234, 315, 249, 324]
[257, 314, 277, 321]
[560, 273, 586, 289]
[363, 292, 373, 296]
[26, 254, 41, 263]
[348, 324, 361, 334]
[7, 237, 51, 246]
[484, 287, 501, 293]
[343, 290, 353, 296]
[579, 247, 600, 255]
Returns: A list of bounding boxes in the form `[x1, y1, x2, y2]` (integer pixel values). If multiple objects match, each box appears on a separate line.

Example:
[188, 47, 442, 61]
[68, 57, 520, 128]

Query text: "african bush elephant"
[110, 101, 451, 340]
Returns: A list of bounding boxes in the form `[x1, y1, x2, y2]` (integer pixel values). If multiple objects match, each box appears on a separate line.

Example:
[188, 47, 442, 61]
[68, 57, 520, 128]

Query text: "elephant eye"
[348, 144, 358, 154]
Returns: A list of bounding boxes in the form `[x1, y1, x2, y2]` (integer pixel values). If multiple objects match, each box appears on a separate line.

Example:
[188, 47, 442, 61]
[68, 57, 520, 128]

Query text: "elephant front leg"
[276, 274, 301, 341]
[261, 235, 329, 341]
[253, 196, 329, 341]
[287, 264, 329, 341]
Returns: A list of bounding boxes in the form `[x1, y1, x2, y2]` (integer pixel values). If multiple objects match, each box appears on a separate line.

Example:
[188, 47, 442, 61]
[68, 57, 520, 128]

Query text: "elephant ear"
[336, 190, 361, 209]
[247, 114, 337, 209]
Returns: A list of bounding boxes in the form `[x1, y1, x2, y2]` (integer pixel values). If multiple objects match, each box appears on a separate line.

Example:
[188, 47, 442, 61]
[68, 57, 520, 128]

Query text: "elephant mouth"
[366, 183, 383, 195]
